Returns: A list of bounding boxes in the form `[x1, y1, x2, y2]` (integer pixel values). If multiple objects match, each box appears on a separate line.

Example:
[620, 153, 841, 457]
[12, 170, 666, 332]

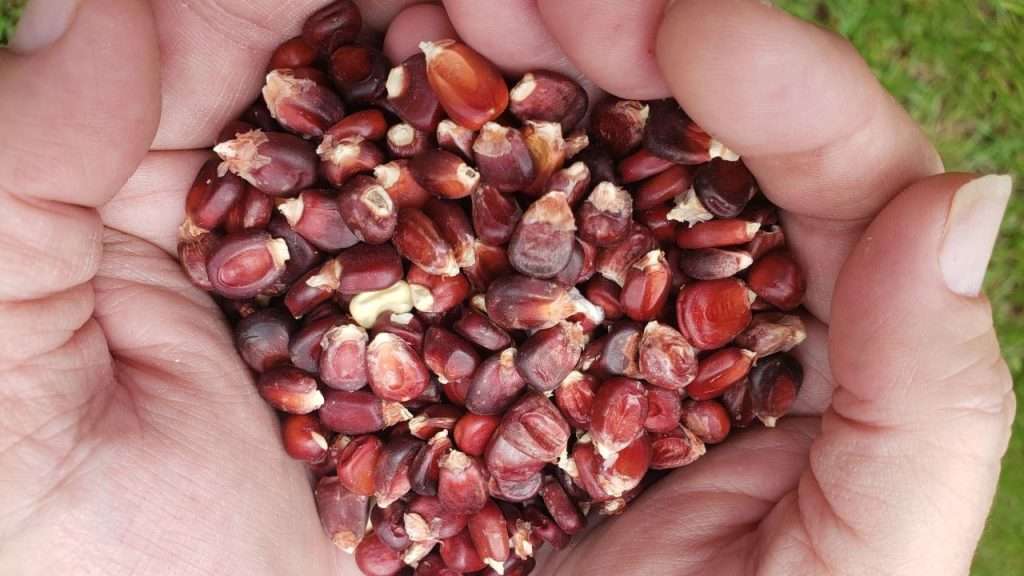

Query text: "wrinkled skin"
[0, 1, 1013, 575]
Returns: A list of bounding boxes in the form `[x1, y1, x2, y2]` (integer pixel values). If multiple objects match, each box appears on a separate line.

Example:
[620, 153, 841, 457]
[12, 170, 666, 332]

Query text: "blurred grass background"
[1, 0, 1020, 573]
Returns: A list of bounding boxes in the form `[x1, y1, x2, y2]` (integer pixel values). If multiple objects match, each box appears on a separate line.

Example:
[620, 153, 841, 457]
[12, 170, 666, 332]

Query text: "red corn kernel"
[367, 332, 430, 402]
[509, 191, 576, 279]
[676, 278, 756, 350]
[468, 500, 511, 570]
[591, 98, 649, 158]
[440, 529, 487, 573]
[618, 148, 676, 184]
[553, 237, 597, 287]
[185, 160, 245, 231]
[375, 435, 425, 507]
[409, 404, 465, 440]
[420, 40, 509, 130]
[317, 134, 386, 188]
[483, 556, 536, 576]
[206, 231, 290, 299]
[595, 321, 643, 378]
[408, 268, 471, 317]
[410, 430, 453, 496]
[748, 352, 804, 427]
[328, 44, 389, 104]
[545, 161, 592, 206]
[319, 323, 369, 390]
[522, 121, 567, 194]
[471, 184, 523, 246]
[590, 377, 648, 459]
[289, 313, 339, 372]
[355, 531, 406, 576]
[488, 472, 543, 503]
[437, 119, 476, 160]
[650, 426, 706, 470]
[282, 413, 329, 463]
[463, 241, 512, 292]
[406, 495, 471, 541]
[635, 165, 693, 210]
[688, 347, 756, 400]
[677, 248, 754, 280]
[746, 224, 787, 260]
[222, 185, 273, 233]
[472, 122, 536, 193]
[576, 141, 618, 188]
[178, 229, 220, 291]
[315, 476, 370, 553]
[387, 53, 444, 132]
[437, 450, 489, 514]
[466, 348, 527, 416]
[422, 326, 481, 384]
[722, 377, 756, 428]
[422, 198, 477, 270]
[442, 378, 472, 408]
[644, 387, 682, 433]
[676, 218, 761, 249]
[371, 311, 425, 354]
[335, 243, 404, 295]
[693, 158, 758, 217]
[638, 321, 698, 392]
[498, 393, 571, 463]
[262, 69, 345, 138]
[453, 413, 501, 457]
[257, 366, 323, 414]
[387, 123, 432, 158]
[277, 189, 359, 251]
[371, 500, 412, 552]
[337, 435, 383, 496]
[680, 399, 732, 444]
[337, 175, 398, 244]
[620, 249, 672, 321]
[214, 129, 317, 196]
[375, 159, 432, 209]
[415, 554, 459, 576]
[284, 258, 342, 318]
[577, 182, 633, 247]
[409, 149, 480, 200]
[327, 109, 389, 141]
[267, 214, 322, 286]
[302, 0, 361, 55]
[637, 204, 678, 243]
[596, 433, 652, 498]
[234, 307, 293, 373]
[583, 276, 623, 321]
[524, 505, 571, 550]
[268, 36, 317, 70]
[515, 321, 586, 393]
[596, 224, 657, 286]
[554, 371, 597, 429]
[539, 475, 585, 535]
[321, 389, 412, 435]
[735, 313, 807, 358]
[746, 250, 806, 311]
[644, 99, 735, 165]
[508, 70, 587, 132]
[453, 307, 512, 351]
[394, 208, 460, 277]
[485, 275, 577, 331]
[565, 129, 590, 157]
[566, 441, 612, 502]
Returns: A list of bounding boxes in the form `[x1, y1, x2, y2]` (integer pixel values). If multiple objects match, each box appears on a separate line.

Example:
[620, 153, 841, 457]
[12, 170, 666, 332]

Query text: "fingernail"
[8, 0, 81, 54]
[939, 174, 1013, 297]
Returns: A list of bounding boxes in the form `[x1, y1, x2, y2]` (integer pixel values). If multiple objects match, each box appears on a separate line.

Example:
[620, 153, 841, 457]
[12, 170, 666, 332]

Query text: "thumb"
[810, 173, 1015, 573]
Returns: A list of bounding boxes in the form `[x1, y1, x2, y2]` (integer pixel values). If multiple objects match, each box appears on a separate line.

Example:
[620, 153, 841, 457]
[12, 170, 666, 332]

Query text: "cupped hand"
[0, 1, 1014, 575]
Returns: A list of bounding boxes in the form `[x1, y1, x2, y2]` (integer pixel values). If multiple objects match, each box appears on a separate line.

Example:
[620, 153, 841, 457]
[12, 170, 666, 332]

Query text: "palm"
[1, 2, 1009, 576]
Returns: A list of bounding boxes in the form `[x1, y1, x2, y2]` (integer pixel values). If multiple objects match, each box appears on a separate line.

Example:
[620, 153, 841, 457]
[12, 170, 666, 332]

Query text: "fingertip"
[383, 3, 458, 64]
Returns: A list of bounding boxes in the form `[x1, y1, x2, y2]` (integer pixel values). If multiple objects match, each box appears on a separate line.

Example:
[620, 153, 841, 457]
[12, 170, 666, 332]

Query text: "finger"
[383, 2, 457, 64]
[0, 0, 160, 301]
[443, 0, 581, 78]
[151, 0, 417, 149]
[100, 150, 209, 255]
[534, 0, 670, 99]
[806, 174, 1014, 573]
[655, 0, 943, 320]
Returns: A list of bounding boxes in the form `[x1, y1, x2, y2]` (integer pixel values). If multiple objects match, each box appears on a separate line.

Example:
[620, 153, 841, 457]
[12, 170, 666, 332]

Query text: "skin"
[0, 0, 1013, 574]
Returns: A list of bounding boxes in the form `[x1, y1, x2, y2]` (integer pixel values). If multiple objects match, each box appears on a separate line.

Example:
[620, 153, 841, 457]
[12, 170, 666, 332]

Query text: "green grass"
[1, 1, 1021, 572]
[778, 2, 1024, 574]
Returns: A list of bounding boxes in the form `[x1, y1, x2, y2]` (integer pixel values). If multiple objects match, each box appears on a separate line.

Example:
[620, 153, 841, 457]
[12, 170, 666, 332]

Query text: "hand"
[0, 1, 1013, 575]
